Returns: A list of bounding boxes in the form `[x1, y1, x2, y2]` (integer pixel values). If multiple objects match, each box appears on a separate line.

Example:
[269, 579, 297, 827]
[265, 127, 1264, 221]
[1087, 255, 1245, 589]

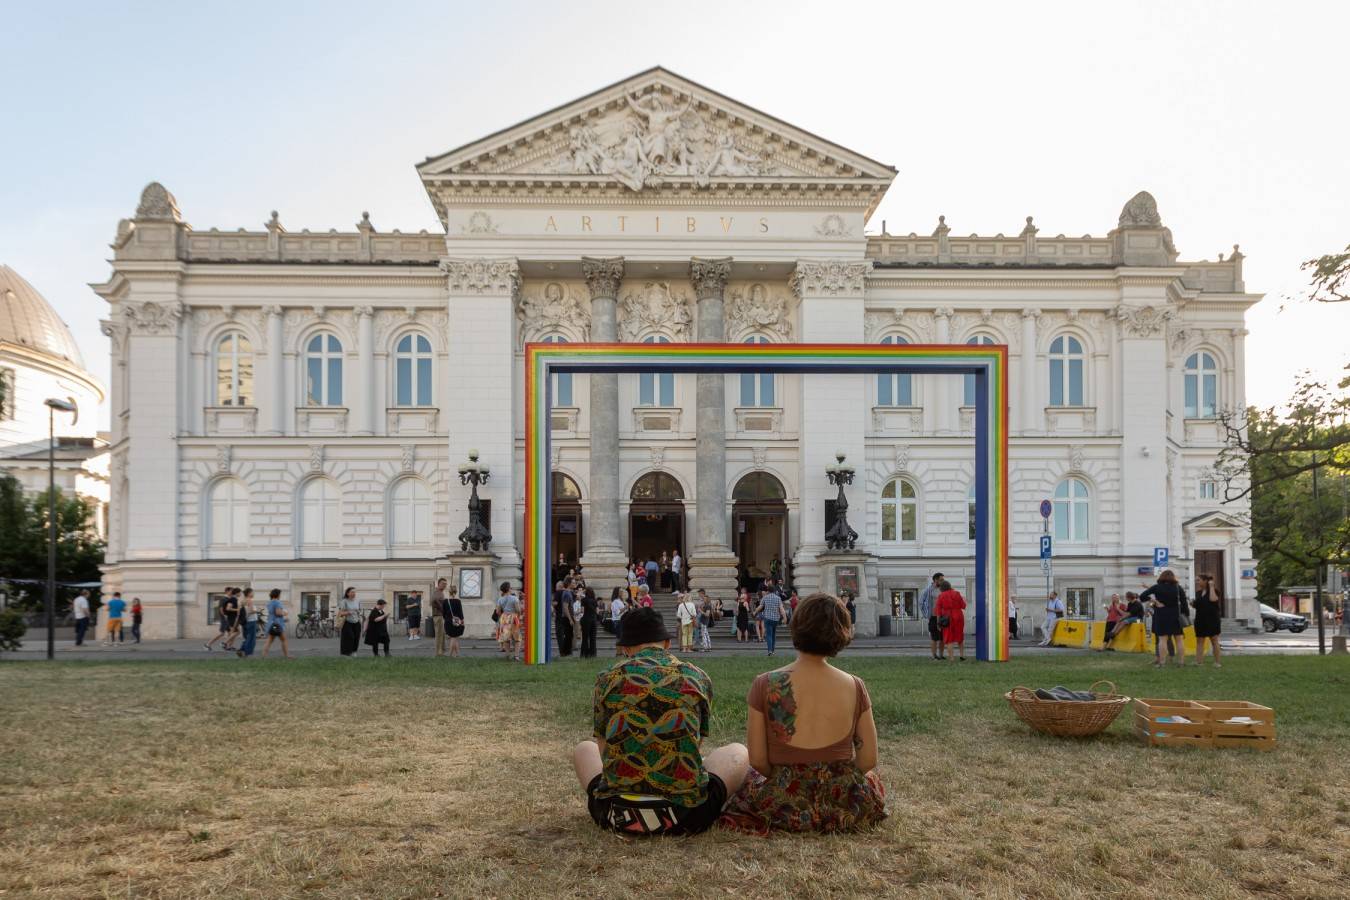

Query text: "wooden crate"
[1134, 698, 1213, 748]
[1202, 700, 1276, 751]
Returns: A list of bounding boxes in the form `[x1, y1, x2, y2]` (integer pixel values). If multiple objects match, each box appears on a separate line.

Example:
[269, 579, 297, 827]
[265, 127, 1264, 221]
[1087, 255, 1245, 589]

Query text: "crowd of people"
[573, 593, 886, 837]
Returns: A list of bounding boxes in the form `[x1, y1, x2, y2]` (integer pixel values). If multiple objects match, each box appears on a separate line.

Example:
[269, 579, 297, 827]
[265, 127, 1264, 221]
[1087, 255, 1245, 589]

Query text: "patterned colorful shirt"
[591, 647, 712, 808]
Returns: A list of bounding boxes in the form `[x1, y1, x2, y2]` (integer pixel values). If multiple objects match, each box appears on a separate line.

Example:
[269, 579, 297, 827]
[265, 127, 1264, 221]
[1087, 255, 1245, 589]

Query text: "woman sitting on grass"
[718, 593, 886, 836]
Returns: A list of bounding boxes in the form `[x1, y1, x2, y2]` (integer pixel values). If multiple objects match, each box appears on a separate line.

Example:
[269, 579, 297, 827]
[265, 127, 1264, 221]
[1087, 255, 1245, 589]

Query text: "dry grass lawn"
[2, 653, 1349, 899]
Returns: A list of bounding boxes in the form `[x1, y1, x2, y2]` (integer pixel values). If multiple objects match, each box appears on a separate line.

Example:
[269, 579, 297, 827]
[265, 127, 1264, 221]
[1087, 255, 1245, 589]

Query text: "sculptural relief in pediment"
[517, 281, 590, 346]
[618, 281, 694, 342]
[727, 282, 793, 341]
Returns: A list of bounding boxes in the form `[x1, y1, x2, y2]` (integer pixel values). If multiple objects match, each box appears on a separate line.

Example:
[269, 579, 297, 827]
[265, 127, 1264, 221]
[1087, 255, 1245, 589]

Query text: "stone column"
[579, 257, 629, 586]
[1020, 308, 1040, 434]
[689, 257, 739, 599]
[265, 305, 285, 435]
[355, 306, 375, 435]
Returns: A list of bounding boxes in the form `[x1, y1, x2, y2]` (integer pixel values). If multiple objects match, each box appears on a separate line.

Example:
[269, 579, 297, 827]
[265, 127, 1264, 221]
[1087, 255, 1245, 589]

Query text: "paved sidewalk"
[5, 629, 1310, 661]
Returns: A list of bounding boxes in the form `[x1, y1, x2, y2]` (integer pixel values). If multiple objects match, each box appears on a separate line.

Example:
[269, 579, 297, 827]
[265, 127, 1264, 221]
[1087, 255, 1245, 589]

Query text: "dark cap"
[616, 607, 671, 647]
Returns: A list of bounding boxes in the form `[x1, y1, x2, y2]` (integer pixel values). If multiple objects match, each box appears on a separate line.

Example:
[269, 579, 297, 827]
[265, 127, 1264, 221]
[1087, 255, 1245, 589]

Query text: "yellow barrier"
[1091, 622, 1150, 653]
[1049, 619, 1090, 647]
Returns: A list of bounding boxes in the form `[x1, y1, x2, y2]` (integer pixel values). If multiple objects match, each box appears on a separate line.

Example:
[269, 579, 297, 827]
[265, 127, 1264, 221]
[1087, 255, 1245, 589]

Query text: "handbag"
[1177, 600, 1193, 629]
[267, 623, 283, 637]
[937, 615, 951, 628]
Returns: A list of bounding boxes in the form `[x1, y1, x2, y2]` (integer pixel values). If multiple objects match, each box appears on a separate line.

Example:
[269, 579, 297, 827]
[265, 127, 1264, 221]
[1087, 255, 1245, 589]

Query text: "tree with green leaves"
[1304, 243, 1350, 304]
[0, 472, 106, 611]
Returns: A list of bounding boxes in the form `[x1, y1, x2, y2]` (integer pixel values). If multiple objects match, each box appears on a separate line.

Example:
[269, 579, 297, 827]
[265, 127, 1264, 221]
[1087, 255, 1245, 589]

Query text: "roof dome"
[0, 265, 85, 368]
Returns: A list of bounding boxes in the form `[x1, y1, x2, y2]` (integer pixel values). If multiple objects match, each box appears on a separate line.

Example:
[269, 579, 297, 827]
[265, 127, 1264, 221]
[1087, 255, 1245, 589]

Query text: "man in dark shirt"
[571, 608, 748, 836]
[1103, 591, 1147, 649]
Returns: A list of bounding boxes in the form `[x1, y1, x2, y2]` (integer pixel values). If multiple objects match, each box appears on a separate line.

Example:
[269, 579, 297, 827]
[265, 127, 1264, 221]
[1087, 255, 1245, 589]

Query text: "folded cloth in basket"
[1033, 685, 1101, 702]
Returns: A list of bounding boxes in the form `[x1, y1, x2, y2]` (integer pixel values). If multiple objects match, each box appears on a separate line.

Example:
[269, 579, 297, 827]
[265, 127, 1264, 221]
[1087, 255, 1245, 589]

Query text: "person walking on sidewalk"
[338, 587, 362, 657]
[103, 592, 126, 645]
[431, 578, 449, 657]
[759, 586, 784, 657]
[72, 590, 91, 646]
[364, 599, 391, 657]
[260, 589, 292, 659]
[130, 597, 143, 644]
[236, 588, 260, 658]
[676, 591, 699, 653]
[918, 573, 943, 659]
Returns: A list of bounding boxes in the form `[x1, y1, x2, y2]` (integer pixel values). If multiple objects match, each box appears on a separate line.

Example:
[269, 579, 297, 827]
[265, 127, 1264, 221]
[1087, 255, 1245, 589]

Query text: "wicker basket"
[1005, 680, 1130, 738]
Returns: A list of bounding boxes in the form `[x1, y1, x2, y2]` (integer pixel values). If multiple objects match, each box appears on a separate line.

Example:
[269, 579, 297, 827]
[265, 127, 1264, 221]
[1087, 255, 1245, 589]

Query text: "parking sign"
[1040, 535, 1053, 559]
[1153, 547, 1169, 567]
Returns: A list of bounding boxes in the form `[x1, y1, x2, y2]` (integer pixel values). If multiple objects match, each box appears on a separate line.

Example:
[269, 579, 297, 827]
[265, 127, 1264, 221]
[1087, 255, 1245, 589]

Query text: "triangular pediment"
[1183, 510, 1245, 530]
[418, 67, 895, 217]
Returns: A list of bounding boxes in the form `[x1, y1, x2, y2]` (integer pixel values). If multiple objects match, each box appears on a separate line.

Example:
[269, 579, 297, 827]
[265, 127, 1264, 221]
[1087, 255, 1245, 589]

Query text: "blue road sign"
[1153, 547, 1169, 567]
[1039, 499, 1052, 519]
[1040, 535, 1053, 559]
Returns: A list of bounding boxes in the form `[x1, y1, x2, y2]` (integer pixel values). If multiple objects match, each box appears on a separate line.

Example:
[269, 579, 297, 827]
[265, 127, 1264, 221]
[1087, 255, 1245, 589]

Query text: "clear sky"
[3, 1, 1346, 427]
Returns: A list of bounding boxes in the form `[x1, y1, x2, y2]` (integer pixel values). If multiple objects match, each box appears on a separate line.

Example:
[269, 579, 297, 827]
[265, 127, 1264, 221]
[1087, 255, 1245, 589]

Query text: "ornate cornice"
[440, 257, 520, 297]
[790, 260, 871, 298]
[581, 256, 625, 300]
[689, 257, 732, 300]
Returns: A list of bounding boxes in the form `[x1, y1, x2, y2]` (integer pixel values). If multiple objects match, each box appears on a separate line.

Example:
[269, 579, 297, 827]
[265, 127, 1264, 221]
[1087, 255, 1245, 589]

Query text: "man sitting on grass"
[572, 607, 748, 836]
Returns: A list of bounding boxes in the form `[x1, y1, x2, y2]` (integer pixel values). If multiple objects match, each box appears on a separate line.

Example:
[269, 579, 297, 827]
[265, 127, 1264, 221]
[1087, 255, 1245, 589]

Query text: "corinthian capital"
[689, 257, 733, 300]
[440, 257, 520, 297]
[934, 307, 955, 320]
[1021, 307, 1042, 320]
[790, 260, 871, 298]
[354, 305, 375, 319]
[581, 256, 624, 299]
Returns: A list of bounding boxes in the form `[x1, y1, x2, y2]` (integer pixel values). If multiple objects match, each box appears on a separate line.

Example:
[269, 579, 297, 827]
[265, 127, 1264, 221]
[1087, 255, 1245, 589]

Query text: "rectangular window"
[890, 588, 918, 619]
[1049, 359, 1064, 407]
[396, 358, 412, 406]
[1199, 481, 1217, 499]
[206, 591, 229, 624]
[300, 592, 330, 619]
[416, 358, 432, 406]
[306, 357, 323, 405]
[1064, 587, 1095, 618]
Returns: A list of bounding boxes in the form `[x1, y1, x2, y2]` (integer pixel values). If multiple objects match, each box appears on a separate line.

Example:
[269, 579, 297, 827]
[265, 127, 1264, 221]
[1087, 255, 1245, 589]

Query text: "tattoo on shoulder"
[765, 672, 797, 742]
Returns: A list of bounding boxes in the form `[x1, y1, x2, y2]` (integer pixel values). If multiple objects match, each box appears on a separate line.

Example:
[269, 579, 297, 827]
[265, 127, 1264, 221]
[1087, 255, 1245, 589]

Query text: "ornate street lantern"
[457, 450, 492, 552]
[824, 451, 858, 551]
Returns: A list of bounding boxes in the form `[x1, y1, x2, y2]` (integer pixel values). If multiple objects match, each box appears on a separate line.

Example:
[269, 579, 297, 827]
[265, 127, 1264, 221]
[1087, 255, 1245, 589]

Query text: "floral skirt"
[498, 612, 521, 643]
[718, 761, 886, 836]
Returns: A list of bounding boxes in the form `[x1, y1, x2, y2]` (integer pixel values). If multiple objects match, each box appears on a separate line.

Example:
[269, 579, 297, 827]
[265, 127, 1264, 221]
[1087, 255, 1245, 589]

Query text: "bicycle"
[295, 613, 336, 639]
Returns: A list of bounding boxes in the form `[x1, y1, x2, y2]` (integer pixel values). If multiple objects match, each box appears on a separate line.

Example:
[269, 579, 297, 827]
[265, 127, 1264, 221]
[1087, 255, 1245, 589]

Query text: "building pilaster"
[355, 306, 375, 435]
[264, 305, 285, 435]
[1020, 308, 1040, 434]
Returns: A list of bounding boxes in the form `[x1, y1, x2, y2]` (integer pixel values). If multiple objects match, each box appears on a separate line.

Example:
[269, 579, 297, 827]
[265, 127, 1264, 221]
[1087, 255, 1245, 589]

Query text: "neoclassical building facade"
[95, 68, 1259, 640]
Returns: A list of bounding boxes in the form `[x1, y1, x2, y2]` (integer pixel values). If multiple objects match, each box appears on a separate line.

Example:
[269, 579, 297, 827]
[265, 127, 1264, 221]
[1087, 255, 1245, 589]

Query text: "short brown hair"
[791, 593, 853, 657]
[1157, 569, 1178, 584]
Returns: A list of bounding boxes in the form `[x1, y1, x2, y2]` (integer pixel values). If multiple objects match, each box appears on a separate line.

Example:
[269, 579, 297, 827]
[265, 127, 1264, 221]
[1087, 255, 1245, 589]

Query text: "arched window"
[389, 478, 431, 546]
[878, 335, 912, 406]
[214, 332, 253, 407]
[639, 335, 673, 406]
[963, 335, 997, 406]
[394, 333, 433, 407]
[1184, 351, 1218, 418]
[541, 335, 572, 406]
[1052, 476, 1091, 543]
[630, 471, 684, 501]
[299, 478, 341, 547]
[1048, 335, 1085, 407]
[305, 333, 343, 407]
[553, 472, 582, 500]
[740, 336, 775, 407]
[732, 471, 787, 501]
[881, 477, 918, 542]
[207, 478, 249, 547]
[967, 483, 978, 541]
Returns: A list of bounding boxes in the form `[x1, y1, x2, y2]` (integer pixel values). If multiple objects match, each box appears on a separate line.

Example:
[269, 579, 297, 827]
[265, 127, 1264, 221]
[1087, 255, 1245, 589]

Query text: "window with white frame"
[1184, 351, 1218, 418]
[1052, 476, 1091, 542]
[214, 332, 253, 407]
[304, 333, 343, 407]
[1048, 335, 1085, 407]
[541, 335, 572, 406]
[740, 335, 775, 407]
[639, 335, 673, 406]
[963, 335, 997, 406]
[877, 335, 912, 406]
[299, 478, 341, 547]
[881, 477, 918, 542]
[967, 484, 978, 541]
[889, 587, 919, 619]
[0, 367, 14, 420]
[394, 333, 433, 407]
[207, 478, 250, 547]
[1064, 586, 1095, 618]
[389, 477, 431, 546]
[1199, 480, 1218, 500]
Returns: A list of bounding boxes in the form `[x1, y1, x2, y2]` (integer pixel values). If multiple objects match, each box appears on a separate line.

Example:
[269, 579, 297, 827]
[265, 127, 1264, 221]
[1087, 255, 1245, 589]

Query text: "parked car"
[1259, 603, 1308, 633]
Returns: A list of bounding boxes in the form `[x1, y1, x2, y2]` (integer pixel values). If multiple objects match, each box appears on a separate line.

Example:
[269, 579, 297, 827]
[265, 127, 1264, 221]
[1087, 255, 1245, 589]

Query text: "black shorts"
[928, 615, 943, 642]
[407, 615, 421, 629]
[586, 774, 727, 836]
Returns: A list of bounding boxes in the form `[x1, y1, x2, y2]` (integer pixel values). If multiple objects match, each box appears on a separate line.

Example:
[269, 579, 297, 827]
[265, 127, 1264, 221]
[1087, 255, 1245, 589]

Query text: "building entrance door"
[732, 472, 788, 592]
[551, 472, 582, 568]
[1195, 549, 1227, 616]
[628, 472, 686, 571]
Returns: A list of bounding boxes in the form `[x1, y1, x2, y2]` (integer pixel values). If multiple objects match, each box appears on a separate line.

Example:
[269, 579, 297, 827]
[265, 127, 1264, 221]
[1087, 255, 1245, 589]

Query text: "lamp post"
[824, 451, 858, 551]
[44, 397, 78, 661]
[456, 450, 492, 552]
